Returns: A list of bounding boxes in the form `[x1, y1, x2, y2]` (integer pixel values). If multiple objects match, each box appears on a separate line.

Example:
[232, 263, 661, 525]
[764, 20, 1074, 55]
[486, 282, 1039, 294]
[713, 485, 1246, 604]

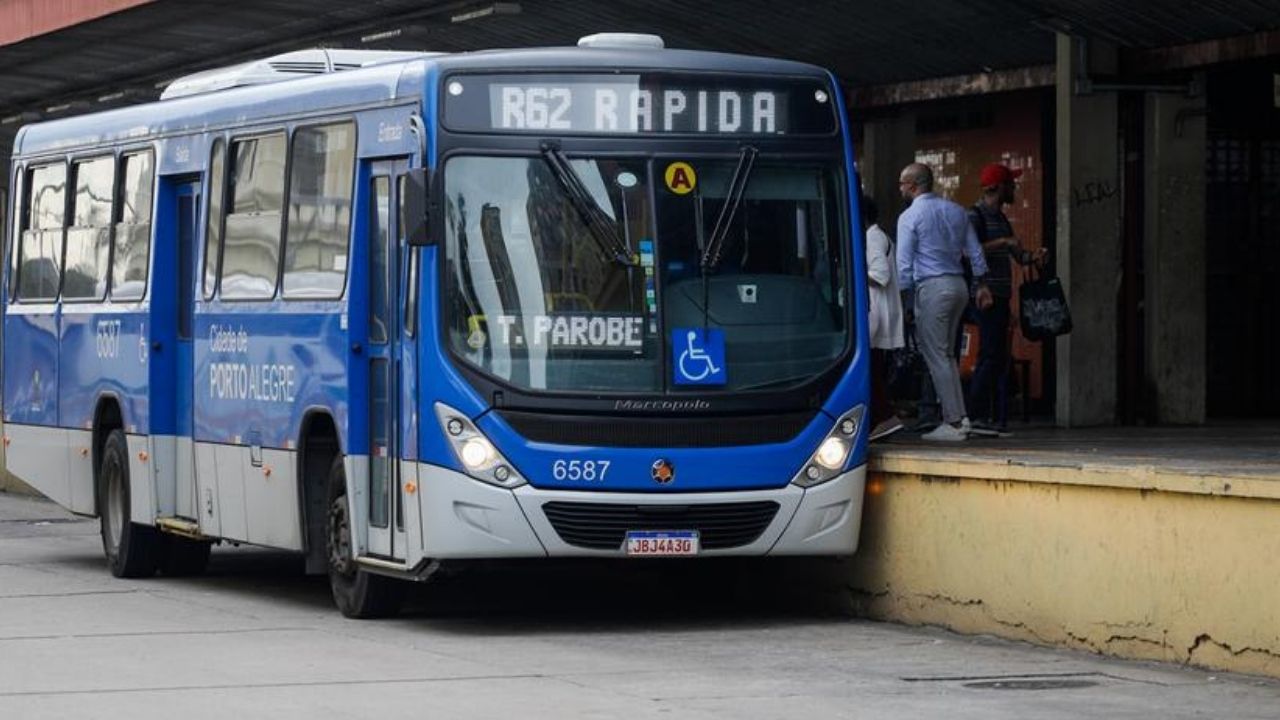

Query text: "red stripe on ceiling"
[0, 0, 154, 47]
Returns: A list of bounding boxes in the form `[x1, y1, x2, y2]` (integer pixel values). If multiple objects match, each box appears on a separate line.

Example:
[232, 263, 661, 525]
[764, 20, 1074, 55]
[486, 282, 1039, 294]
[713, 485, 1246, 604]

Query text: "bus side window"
[17, 163, 67, 302]
[203, 139, 225, 299]
[111, 151, 154, 301]
[64, 156, 114, 302]
[399, 174, 417, 337]
[282, 122, 355, 299]
[7, 172, 21, 301]
[370, 176, 390, 344]
[220, 133, 285, 300]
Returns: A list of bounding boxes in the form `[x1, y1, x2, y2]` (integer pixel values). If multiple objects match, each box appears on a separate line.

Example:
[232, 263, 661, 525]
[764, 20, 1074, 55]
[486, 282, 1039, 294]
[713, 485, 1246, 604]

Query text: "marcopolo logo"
[613, 399, 711, 411]
[651, 459, 675, 485]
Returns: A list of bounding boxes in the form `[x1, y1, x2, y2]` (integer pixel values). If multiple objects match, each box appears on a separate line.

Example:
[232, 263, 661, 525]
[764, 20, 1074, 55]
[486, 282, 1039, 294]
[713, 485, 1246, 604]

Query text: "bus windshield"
[443, 154, 848, 394]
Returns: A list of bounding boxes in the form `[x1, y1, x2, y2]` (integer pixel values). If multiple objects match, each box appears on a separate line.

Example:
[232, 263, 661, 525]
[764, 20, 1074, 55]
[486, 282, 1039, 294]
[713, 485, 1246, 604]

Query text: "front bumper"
[417, 462, 866, 559]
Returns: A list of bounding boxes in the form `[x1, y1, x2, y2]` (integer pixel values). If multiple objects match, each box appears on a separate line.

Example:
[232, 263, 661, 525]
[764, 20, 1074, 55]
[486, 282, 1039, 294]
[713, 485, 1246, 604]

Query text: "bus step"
[356, 556, 408, 573]
[155, 517, 208, 541]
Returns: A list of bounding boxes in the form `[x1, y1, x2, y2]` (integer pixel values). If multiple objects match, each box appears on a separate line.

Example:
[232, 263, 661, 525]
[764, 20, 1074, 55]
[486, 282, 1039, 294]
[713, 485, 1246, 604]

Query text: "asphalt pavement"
[1, 490, 1276, 719]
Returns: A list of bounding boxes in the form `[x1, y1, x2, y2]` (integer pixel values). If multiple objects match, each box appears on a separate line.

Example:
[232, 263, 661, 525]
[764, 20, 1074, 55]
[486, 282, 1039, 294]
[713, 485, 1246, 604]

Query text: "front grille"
[542, 501, 781, 551]
[497, 411, 815, 448]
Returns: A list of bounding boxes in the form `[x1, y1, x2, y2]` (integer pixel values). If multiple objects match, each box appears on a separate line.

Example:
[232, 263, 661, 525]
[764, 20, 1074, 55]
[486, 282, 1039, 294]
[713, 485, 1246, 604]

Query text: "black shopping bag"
[1018, 270, 1072, 341]
[888, 329, 926, 401]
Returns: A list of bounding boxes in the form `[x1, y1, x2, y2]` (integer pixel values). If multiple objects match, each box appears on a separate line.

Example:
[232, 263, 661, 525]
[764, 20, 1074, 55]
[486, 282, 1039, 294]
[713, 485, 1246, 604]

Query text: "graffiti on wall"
[1071, 179, 1119, 208]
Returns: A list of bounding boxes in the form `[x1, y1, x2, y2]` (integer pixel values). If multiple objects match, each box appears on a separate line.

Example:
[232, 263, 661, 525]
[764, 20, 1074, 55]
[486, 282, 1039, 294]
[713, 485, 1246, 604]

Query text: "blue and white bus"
[2, 34, 870, 617]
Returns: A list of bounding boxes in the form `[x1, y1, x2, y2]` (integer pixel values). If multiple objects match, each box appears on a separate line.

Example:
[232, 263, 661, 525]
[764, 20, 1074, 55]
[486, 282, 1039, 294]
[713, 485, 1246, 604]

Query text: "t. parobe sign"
[481, 314, 646, 353]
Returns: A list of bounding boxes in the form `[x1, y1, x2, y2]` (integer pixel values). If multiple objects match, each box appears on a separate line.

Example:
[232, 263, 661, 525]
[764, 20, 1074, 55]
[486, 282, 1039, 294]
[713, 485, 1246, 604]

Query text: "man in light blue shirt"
[896, 163, 992, 441]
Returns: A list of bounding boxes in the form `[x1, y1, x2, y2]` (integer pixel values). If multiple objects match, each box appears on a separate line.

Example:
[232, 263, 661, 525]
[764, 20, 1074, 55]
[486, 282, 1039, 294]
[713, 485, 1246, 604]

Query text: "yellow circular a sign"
[664, 162, 697, 195]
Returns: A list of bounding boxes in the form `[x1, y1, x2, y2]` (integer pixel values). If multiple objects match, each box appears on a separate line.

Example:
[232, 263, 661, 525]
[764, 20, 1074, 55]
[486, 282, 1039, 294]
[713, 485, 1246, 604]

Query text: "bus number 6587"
[552, 459, 609, 482]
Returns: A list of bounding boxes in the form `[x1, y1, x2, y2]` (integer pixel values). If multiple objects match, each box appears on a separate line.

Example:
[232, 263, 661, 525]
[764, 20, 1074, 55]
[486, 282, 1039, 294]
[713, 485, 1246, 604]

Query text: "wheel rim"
[327, 497, 354, 577]
[105, 458, 124, 552]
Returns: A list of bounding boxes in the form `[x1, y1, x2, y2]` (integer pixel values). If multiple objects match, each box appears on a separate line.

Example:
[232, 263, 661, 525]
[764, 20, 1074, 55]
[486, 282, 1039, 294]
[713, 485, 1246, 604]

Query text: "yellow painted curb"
[870, 447, 1280, 500]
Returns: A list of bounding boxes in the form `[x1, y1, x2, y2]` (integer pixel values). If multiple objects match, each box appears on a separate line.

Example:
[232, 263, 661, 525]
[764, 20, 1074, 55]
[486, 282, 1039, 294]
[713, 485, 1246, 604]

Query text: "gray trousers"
[915, 275, 969, 424]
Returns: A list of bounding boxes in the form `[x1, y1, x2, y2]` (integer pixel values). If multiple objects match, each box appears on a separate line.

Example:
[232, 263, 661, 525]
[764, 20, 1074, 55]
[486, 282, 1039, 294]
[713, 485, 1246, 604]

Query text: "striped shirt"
[969, 202, 1031, 299]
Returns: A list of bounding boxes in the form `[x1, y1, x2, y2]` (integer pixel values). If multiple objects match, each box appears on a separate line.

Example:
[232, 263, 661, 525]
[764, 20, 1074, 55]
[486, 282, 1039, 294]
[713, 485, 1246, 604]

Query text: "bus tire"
[99, 429, 160, 579]
[160, 537, 211, 577]
[325, 455, 406, 618]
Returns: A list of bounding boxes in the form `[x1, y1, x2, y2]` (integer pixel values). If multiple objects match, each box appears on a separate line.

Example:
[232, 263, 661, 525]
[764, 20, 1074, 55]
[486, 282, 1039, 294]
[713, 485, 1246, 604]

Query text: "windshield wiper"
[736, 374, 816, 392]
[539, 142, 636, 267]
[700, 145, 758, 273]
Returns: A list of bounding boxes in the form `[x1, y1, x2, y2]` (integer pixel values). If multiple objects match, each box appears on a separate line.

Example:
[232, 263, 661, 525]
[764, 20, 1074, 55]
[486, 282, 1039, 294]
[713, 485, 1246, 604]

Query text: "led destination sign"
[496, 85, 780, 134]
[444, 73, 837, 136]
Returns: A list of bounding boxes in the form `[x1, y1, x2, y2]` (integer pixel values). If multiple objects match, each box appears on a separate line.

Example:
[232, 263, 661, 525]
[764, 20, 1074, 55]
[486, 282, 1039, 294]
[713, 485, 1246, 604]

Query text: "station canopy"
[2, 0, 1279, 122]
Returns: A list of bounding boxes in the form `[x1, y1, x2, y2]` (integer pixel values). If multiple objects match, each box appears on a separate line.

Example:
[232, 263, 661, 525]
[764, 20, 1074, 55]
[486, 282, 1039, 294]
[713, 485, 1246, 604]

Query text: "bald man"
[896, 163, 992, 441]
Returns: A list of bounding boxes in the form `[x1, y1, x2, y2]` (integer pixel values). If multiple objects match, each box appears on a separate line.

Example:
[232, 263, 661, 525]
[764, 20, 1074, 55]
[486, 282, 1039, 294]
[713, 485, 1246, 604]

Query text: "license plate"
[625, 530, 700, 557]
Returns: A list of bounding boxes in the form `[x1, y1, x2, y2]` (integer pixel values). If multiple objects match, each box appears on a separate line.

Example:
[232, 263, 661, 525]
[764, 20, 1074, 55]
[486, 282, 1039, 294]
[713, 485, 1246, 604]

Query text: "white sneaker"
[922, 421, 968, 442]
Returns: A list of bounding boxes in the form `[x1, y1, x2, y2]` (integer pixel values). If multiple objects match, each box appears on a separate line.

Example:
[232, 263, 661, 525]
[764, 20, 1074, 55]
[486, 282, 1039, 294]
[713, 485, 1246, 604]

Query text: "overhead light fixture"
[361, 28, 402, 43]
[98, 91, 126, 103]
[1030, 16, 1073, 34]
[2, 111, 40, 125]
[43, 100, 90, 115]
[451, 2, 521, 23]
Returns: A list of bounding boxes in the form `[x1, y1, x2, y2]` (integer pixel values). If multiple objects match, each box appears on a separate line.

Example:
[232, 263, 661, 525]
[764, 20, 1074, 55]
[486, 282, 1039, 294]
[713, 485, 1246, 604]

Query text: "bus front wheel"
[325, 455, 406, 618]
[99, 429, 161, 578]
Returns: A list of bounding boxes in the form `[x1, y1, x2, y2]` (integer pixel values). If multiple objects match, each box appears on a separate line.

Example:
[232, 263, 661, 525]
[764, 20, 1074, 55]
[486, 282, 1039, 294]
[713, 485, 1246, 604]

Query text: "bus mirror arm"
[404, 167, 433, 246]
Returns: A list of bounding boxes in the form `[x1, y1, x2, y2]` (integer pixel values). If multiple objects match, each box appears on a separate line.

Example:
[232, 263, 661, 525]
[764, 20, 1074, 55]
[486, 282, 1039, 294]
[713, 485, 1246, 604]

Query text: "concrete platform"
[854, 424, 1280, 679]
[878, 424, 1280, 484]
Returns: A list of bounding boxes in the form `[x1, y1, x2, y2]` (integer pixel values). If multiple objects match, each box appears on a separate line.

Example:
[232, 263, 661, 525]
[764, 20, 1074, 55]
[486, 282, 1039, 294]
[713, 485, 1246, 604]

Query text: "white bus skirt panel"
[768, 465, 866, 555]
[416, 462, 866, 559]
[4, 424, 96, 516]
[127, 434, 156, 525]
[418, 462, 548, 559]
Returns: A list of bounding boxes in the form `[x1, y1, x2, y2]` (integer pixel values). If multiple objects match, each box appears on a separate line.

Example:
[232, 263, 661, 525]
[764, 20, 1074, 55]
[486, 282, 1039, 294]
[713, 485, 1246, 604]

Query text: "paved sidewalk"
[0, 491, 77, 522]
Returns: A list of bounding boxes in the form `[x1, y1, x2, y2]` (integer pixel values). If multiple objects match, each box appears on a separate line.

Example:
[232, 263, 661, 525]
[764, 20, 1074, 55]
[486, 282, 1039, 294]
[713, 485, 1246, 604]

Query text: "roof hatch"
[576, 33, 665, 50]
[160, 48, 433, 100]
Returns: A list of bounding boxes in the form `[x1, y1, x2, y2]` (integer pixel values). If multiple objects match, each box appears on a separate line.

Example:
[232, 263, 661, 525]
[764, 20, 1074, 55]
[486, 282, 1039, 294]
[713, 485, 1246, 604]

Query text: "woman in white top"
[863, 195, 905, 440]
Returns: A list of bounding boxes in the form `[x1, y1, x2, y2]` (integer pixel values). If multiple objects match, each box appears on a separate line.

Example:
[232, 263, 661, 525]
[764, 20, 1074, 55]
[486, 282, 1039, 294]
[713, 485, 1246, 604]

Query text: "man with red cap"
[967, 163, 1046, 433]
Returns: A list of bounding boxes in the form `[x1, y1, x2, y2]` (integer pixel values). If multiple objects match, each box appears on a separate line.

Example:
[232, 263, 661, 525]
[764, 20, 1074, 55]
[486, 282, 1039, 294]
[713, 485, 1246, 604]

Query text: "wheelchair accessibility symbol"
[673, 327, 726, 385]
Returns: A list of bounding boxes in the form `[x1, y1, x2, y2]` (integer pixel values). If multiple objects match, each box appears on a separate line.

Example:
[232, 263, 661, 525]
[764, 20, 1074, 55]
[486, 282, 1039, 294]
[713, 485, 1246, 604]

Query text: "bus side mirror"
[404, 167, 432, 246]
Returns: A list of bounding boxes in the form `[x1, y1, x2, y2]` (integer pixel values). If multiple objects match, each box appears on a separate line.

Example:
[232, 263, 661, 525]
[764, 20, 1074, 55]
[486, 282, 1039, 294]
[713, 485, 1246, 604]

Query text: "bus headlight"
[815, 437, 849, 470]
[792, 405, 864, 488]
[459, 437, 495, 469]
[435, 402, 526, 488]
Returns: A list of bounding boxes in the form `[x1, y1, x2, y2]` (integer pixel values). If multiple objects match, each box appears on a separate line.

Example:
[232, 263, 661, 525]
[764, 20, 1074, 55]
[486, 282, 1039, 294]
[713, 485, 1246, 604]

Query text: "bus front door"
[363, 160, 409, 560]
